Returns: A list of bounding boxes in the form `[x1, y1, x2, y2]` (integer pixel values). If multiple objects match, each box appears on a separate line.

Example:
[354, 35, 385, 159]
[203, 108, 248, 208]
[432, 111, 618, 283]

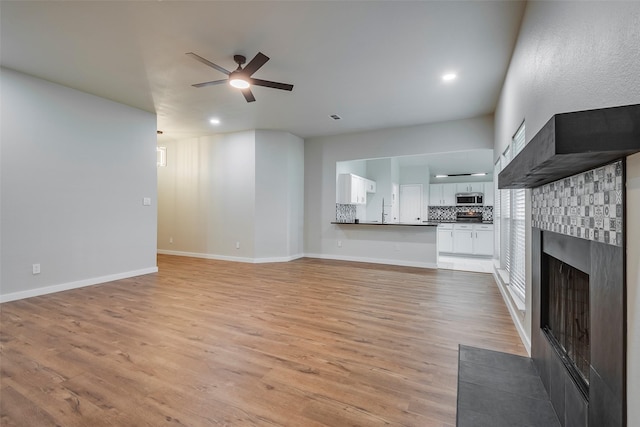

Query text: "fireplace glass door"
[543, 254, 590, 391]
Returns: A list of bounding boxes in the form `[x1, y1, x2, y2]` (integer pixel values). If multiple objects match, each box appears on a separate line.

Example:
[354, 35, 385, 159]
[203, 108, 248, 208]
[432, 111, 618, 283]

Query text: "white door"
[399, 184, 423, 223]
[391, 183, 400, 223]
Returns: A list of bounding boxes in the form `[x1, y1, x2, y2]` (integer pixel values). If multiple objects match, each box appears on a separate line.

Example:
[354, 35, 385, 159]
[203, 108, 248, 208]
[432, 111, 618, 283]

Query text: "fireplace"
[530, 164, 626, 427]
[543, 254, 591, 397]
[497, 104, 640, 427]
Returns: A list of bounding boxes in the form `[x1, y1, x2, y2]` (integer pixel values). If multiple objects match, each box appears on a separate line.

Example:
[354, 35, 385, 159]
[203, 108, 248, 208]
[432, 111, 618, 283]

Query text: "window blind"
[501, 147, 511, 273]
[509, 122, 526, 303]
[493, 159, 501, 262]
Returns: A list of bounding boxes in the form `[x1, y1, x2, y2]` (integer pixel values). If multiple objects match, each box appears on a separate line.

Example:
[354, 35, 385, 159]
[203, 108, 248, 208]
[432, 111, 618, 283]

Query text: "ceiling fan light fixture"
[229, 72, 250, 89]
[442, 72, 457, 82]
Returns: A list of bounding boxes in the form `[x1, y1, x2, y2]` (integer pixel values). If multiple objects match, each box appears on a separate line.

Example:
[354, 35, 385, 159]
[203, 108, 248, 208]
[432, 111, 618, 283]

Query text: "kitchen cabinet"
[337, 174, 376, 205]
[453, 224, 474, 254]
[364, 179, 376, 193]
[473, 224, 493, 255]
[429, 183, 457, 206]
[437, 224, 454, 252]
[456, 182, 485, 193]
[483, 182, 494, 206]
[439, 223, 494, 255]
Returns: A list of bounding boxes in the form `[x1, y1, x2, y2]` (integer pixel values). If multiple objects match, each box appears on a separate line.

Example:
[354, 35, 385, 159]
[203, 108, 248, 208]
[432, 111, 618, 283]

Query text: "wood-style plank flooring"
[0, 256, 526, 426]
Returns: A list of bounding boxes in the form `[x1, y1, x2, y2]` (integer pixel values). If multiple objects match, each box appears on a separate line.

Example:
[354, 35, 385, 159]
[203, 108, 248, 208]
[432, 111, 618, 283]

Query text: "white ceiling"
[0, 1, 525, 140]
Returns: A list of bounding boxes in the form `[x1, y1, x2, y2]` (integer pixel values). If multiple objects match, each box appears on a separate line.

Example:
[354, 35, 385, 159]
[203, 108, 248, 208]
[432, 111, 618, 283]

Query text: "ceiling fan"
[187, 52, 294, 103]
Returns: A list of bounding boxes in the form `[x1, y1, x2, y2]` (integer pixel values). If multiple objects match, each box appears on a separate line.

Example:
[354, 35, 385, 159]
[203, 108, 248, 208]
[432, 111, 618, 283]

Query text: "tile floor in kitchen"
[438, 255, 494, 273]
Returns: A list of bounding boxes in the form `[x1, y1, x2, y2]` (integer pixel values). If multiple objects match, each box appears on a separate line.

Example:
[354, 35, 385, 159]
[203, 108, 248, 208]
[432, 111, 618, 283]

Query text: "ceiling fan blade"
[186, 52, 230, 75]
[250, 78, 294, 91]
[241, 88, 256, 103]
[242, 52, 269, 77]
[192, 79, 228, 88]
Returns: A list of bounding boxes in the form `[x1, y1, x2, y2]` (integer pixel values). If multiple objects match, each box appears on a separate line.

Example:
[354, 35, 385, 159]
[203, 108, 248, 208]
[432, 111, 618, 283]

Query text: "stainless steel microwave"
[456, 193, 483, 206]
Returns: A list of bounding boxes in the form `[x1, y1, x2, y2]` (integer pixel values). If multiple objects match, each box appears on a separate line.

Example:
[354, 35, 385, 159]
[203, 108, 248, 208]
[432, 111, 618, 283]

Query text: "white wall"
[492, 1, 640, 422]
[157, 129, 303, 262]
[255, 130, 304, 261]
[157, 131, 256, 259]
[0, 68, 158, 302]
[304, 115, 493, 265]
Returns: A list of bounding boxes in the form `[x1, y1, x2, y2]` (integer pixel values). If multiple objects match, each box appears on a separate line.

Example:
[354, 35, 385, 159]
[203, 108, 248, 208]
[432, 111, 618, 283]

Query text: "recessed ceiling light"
[209, 118, 221, 125]
[442, 73, 457, 82]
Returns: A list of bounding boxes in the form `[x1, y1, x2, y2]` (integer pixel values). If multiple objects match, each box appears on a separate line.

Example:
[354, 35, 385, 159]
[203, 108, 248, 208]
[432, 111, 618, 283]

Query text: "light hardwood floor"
[0, 255, 526, 426]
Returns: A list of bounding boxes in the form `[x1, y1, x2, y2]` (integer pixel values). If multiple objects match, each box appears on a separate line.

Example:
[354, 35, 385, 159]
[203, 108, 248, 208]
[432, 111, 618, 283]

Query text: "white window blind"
[493, 159, 501, 262]
[509, 122, 526, 302]
[501, 147, 511, 273]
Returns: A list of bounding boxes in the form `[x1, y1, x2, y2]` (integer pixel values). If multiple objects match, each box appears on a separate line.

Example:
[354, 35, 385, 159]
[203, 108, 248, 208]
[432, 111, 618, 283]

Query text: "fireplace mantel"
[499, 104, 640, 189]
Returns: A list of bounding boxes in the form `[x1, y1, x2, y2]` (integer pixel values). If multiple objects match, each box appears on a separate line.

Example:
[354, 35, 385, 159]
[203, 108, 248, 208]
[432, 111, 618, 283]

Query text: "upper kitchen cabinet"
[456, 182, 484, 193]
[429, 183, 457, 206]
[364, 179, 376, 193]
[337, 173, 375, 205]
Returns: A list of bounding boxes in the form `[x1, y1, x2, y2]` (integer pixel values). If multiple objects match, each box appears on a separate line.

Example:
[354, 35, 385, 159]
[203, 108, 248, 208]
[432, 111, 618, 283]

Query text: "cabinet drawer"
[453, 224, 473, 230]
[474, 224, 493, 231]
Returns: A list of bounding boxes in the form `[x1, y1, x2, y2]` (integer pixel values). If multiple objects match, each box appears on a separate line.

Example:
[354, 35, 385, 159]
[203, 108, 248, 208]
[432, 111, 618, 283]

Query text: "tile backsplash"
[531, 160, 623, 247]
[335, 204, 357, 223]
[428, 206, 493, 222]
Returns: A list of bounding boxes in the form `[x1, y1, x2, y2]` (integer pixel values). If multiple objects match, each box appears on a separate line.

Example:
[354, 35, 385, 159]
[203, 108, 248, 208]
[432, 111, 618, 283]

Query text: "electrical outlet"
[236, 241, 240, 249]
[337, 240, 342, 248]
[32, 264, 41, 275]
[169, 237, 173, 244]
[143, 197, 151, 206]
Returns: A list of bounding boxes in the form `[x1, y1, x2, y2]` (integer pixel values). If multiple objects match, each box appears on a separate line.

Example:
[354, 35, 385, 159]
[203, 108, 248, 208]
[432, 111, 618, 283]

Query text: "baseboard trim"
[492, 268, 531, 355]
[157, 249, 304, 264]
[304, 253, 438, 269]
[0, 266, 159, 303]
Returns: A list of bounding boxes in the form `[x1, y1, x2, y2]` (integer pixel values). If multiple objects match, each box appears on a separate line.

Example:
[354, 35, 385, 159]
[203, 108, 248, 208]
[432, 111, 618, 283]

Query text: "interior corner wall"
[254, 130, 304, 261]
[492, 2, 640, 423]
[0, 68, 158, 302]
[157, 131, 256, 260]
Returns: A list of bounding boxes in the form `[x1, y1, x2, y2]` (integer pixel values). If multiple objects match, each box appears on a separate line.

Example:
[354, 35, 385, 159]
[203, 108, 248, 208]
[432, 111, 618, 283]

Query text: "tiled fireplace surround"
[530, 160, 625, 426]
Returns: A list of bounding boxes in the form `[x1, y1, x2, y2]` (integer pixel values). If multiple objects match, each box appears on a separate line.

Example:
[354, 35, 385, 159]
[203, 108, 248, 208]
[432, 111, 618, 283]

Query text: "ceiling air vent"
[329, 114, 342, 120]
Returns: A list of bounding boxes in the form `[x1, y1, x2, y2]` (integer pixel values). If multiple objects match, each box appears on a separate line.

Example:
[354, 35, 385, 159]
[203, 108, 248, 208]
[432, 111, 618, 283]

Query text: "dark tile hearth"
[457, 345, 560, 427]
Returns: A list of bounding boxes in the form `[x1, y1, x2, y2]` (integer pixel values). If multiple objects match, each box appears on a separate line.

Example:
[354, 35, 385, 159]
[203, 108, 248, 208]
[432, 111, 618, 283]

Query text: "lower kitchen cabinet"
[473, 224, 493, 255]
[438, 223, 493, 255]
[437, 224, 454, 252]
[453, 224, 474, 254]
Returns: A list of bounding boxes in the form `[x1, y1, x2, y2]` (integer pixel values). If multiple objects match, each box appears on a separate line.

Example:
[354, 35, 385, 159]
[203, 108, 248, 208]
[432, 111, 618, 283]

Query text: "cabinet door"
[438, 229, 454, 252]
[456, 182, 484, 193]
[337, 174, 351, 204]
[442, 183, 457, 206]
[456, 183, 469, 193]
[429, 184, 443, 206]
[453, 227, 474, 254]
[473, 229, 494, 255]
[468, 183, 484, 193]
[483, 182, 494, 206]
[365, 179, 376, 193]
[356, 176, 367, 204]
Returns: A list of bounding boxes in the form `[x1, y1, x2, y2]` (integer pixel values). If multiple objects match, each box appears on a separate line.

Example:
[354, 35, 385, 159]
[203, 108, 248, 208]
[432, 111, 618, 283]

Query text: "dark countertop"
[332, 220, 493, 226]
[331, 221, 439, 227]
